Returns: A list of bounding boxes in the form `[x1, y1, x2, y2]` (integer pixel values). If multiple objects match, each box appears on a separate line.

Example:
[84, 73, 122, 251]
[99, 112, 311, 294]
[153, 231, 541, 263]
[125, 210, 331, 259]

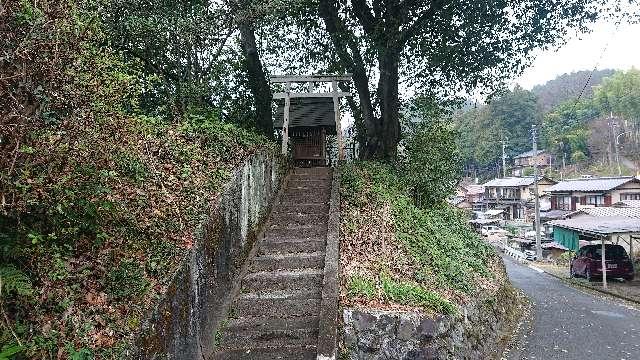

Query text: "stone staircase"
[211, 167, 333, 360]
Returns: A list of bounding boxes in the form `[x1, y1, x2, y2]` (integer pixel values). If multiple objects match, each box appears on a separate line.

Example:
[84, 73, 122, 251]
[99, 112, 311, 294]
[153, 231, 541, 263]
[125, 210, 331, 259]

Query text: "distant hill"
[532, 69, 616, 112]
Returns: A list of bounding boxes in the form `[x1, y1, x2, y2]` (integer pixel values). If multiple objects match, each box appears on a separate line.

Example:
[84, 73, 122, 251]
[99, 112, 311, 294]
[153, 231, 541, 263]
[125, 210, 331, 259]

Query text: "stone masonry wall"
[342, 283, 521, 360]
[135, 150, 287, 359]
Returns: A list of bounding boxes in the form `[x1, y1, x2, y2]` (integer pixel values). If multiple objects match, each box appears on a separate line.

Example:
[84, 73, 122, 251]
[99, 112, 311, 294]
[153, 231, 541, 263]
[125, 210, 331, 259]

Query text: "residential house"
[482, 176, 557, 220]
[452, 184, 485, 210]
[547, 176, 640, 211]
[512, 149, 554, 176]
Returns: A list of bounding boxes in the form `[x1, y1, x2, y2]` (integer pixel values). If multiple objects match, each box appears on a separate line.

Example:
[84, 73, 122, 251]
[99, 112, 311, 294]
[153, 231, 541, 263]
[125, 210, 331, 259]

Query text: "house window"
[621, 193, 640, 200]
[586, 195, 604, 206]
[556, 196, 572, 210]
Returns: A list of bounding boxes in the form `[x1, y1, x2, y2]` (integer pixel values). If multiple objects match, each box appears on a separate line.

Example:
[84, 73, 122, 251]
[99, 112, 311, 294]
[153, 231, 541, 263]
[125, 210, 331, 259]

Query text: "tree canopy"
[301, 0, 631, 158]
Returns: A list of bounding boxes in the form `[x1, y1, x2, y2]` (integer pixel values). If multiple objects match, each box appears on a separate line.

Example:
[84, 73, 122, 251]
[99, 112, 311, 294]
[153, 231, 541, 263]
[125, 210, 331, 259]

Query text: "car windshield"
[592, 246, 628, 260]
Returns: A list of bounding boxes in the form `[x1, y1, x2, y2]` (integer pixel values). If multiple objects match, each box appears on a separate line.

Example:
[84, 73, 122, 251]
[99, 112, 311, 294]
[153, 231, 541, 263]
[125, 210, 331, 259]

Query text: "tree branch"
[399, 0, 446, 45]
[351, 0, 377, 36]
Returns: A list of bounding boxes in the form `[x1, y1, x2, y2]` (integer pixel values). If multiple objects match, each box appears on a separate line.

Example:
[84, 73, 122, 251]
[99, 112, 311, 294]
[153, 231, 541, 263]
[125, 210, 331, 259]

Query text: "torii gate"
[270, 74, 352, 163]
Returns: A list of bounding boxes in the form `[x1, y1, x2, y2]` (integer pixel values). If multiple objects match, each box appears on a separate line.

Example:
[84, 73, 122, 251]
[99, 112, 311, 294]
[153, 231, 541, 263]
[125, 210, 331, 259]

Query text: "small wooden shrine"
[271, 74, 352, 166]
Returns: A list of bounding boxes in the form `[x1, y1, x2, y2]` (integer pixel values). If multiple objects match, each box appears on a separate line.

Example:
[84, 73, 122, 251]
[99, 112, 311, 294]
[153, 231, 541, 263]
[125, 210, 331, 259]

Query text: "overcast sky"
[514, 21, 640, 90]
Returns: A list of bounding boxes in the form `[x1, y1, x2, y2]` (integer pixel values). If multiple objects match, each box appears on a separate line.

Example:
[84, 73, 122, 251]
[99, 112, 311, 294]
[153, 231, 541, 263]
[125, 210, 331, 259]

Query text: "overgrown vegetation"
[1, 0, 270, 357]
[340, 161, 500, 314]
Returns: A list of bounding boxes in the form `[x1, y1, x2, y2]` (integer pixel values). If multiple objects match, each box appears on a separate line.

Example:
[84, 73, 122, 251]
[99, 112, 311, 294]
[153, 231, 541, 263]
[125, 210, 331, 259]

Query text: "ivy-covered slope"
[340, 162, 506, 315]
[1, 2, 272, 358]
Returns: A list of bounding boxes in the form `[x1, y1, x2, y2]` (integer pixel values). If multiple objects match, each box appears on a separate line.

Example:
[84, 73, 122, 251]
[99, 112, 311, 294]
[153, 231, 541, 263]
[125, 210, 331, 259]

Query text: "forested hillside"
[455, 69, 640, 179]
[532, 69, 615, 112]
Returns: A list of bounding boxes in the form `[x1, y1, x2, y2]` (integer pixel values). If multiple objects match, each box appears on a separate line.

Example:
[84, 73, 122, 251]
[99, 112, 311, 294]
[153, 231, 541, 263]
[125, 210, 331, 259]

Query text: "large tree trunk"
[318, 0, 378, 159]
[374, 48, 401, 159]
[238, 23, 273, 138]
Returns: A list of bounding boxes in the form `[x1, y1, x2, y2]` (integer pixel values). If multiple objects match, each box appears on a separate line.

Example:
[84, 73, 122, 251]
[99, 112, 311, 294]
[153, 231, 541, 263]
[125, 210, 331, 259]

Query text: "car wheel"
[586, 268, 592, 282]
[624, 274, 635, 282]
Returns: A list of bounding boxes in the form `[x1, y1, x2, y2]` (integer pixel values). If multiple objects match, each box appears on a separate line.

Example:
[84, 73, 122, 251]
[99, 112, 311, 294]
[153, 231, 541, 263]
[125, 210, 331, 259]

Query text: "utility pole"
[502, 139, 507, 178]
[532, 125, 542, 260]
[616, 131, 627, 176]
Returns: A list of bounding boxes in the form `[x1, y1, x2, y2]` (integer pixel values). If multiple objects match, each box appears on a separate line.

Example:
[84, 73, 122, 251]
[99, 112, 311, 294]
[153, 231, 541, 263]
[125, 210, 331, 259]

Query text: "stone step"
[241, 269, 323, 292]
[225, 315, 319, 332]
[239, 288, 321, 301]
[289, 174, 332, 181]
[217, 328, 318, 352]
[233, 298, 321, 318]
[293, 167, 331, 175]
[268, 213, 328, 228]
[271, 203, 329, 215]
[287, 180, 331, 190]
[259, 238, 325, 254]
[284, 187, 331, 198]
[211, 346, 317, 360]
[280, 193, 330, 204]
[250, 252, 324, 271]
[265, 226, 326, 239]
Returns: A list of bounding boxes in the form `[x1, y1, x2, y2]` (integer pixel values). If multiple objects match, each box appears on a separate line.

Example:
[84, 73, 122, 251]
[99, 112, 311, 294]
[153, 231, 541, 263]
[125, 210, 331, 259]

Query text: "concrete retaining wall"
[342, 283, 520, 360]
[135, 151, 286, 359]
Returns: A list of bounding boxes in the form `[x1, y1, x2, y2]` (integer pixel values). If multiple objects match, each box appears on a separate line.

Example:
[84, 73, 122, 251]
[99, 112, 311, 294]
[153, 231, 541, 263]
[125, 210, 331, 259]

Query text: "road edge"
[536, 265, 640, 306]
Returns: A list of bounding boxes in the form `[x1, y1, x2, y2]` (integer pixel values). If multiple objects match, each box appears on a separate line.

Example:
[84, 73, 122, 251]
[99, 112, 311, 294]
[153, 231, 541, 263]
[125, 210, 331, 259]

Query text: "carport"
[550, 217, 640, 290]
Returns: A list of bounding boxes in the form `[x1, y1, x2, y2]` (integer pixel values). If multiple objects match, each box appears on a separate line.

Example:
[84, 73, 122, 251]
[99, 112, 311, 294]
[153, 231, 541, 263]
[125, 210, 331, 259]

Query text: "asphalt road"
[504, 256, 640, 360]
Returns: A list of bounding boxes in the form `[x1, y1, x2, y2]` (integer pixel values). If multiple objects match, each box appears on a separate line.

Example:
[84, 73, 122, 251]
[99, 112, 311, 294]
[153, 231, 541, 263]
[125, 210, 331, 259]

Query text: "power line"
[570, 25, 619, 110]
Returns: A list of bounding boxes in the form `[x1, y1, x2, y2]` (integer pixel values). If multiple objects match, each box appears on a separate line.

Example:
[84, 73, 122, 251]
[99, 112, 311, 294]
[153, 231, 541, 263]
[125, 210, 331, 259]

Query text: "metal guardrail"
[504, 246, 528, 262]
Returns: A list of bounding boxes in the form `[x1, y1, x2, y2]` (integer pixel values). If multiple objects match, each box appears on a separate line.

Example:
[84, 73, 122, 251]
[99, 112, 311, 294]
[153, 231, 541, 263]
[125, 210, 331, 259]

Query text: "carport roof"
[550, 217, 640, 236]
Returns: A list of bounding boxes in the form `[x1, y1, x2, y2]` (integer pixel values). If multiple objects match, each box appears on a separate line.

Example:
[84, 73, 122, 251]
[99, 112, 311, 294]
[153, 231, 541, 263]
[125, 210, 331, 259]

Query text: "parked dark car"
[570, 244, 634, 281]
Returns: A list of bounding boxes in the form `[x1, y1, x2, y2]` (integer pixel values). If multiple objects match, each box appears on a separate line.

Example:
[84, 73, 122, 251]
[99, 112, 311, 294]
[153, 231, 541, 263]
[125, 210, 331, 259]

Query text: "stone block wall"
[135, 151, 287, 359]
[342, 284, 521, 360]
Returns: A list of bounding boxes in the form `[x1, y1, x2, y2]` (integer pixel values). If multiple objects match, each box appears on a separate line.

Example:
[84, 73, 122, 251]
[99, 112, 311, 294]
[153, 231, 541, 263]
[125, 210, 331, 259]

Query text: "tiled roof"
[614, 200, 640, 208]
[547, 176, 638, 192]
[274, 98, 337, 134]
[540, 209, 571, 220]
[483, 177, 536, 187]
[464, 185, 485, 195]
[572, 207, 640, 219]
[514, 149, 546, 159]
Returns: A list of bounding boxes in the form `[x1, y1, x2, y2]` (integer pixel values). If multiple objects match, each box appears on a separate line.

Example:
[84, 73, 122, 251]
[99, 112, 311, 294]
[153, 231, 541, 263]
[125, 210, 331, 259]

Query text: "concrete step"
[281, 193, 330, 204]
[250, 252, 324, 271]
[259, 238, 325, 254]
[265, 226, 326, 239]
[271, 203, 329, 215]
[268, 213, 328, 228]
[225, 315, 319, 332]
[293, 167, 331, 176]
[241, 269, 323, 292]
[239, 288, 321, 301]
[287, 179, 331, 190]
[217, 327, 318, 351]
[289, 174, 332, 181]
[233, 298, 321, 318]
[284, 187, 331, 198]
[265, 226, 327, 240]
[211, 345, 317, 360]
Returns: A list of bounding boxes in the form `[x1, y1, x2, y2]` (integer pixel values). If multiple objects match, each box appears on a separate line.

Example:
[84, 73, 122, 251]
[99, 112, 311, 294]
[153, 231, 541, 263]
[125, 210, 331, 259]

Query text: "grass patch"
[340, 161, 497, 313]
[347, 275, 376, 300]
[380, 276, 456, 315]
